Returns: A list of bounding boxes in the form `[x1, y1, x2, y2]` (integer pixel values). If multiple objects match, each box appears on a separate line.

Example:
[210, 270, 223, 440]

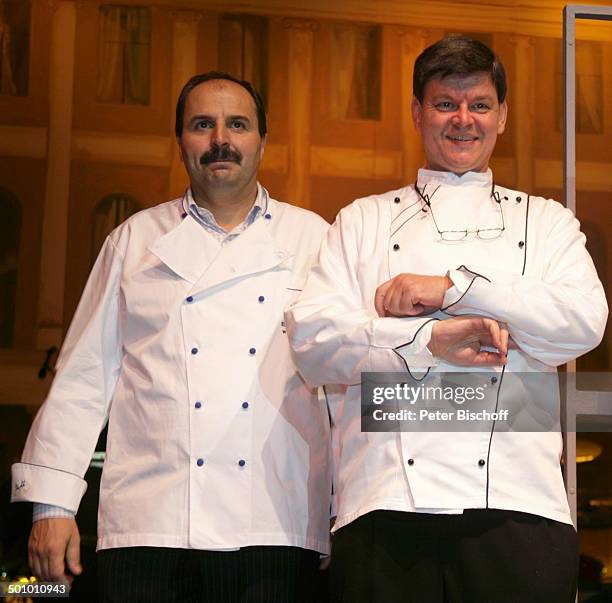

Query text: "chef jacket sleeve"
[286, 202, 440, 388]
[441, 202, 608, 367]
[11, 236, 124, 512]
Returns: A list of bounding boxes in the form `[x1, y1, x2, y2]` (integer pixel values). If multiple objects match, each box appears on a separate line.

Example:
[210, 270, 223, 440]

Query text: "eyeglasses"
[414, 183, 505, 241]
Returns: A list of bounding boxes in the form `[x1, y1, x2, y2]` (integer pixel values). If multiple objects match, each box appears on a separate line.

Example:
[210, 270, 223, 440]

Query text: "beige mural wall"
[0, 0, 610, 392]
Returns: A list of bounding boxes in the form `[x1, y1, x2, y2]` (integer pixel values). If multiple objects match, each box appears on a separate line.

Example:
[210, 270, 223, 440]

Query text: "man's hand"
[28, 518, 82, 585]
[428, 316, 512, 366]
[375, 274, 452, 317]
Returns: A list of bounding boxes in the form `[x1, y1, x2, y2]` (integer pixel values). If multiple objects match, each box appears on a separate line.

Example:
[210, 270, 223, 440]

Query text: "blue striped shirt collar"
[181, 183, 269, 241]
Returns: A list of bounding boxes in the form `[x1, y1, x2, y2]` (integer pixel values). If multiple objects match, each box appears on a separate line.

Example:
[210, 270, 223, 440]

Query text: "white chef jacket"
[12, 188, 332, 554]
[286, 169, 608, 532]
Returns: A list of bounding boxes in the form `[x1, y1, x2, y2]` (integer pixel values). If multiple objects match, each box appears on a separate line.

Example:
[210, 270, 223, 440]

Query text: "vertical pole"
[562, 1, 578, 534]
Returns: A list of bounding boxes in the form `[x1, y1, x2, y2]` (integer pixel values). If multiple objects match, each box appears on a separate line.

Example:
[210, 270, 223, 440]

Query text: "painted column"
[511, 35, 536, 192]
[284, 18, 317, 210]
[169, 10, 201, 199]
[36, 0, 77, 349]
[397, 28, 429, 183]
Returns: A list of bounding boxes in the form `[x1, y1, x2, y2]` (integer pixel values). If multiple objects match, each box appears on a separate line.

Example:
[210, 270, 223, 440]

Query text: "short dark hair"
[175, 71, 267, 138]
[413, 36, 507, 104]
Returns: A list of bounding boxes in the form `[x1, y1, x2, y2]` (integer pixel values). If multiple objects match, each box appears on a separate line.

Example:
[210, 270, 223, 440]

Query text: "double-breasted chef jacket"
[286, 169, 608, 533]
[12, 188, 332, 554]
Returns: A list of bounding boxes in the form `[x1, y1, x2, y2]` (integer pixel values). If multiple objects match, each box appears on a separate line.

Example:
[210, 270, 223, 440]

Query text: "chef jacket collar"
[148, 185, 290, 286]
[417, 168, 493, 190]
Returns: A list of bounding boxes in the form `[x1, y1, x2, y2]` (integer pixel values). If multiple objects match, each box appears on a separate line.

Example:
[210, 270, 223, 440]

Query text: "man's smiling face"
[412, 71, 507, 175]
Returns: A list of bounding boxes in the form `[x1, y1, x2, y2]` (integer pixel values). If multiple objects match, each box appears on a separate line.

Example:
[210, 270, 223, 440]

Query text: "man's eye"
[196, 121, 212, 129]
[436, 102, 455, 111]
[230, 120, 245, 129]
[472, 103, 490, 112]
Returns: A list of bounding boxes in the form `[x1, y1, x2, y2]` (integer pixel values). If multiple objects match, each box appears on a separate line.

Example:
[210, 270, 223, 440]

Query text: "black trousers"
[330, 509, 578, 603]
[98, 545, 320, 603]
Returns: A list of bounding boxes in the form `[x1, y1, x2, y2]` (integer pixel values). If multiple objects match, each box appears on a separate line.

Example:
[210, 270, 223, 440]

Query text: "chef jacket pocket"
[277, 275, 307, 335]
[283, 274, 307, 301]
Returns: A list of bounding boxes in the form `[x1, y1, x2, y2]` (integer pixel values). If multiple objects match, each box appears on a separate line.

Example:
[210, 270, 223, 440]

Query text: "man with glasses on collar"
[12, 72, 331, 602]
[287, 37, 607, 602]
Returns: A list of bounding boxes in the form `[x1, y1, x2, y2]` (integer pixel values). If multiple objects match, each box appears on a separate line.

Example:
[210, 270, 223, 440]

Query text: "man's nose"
[451, 103, 473, 128]
[211, 123, 229, 144]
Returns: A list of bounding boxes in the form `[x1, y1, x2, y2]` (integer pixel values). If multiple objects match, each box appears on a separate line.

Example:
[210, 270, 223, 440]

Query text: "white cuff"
[12, 463, 87, 513]
[442, 266, 493, 314]
[394, 319, 439, 371]
[442, 269, 474, 308]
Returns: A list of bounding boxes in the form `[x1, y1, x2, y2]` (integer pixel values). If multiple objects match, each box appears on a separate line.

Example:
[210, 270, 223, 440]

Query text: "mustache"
[200, 144, 242, 165]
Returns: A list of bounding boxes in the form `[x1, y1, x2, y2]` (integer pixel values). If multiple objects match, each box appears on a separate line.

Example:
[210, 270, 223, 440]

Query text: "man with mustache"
[287, 37, 608, 602]
[200, 144, 242, 165]
[12, 72, 331, 602]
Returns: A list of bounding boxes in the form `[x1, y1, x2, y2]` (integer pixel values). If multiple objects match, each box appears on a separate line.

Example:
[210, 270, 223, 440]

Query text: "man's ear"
[259, 134, 267, 160]
[497, 101, 508, 135]
[176, 138, 185, 163]
[411, 97, 423, 130]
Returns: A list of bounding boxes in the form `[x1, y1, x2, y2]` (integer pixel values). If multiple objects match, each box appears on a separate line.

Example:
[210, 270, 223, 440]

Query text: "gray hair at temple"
[413, 36, 507, 104]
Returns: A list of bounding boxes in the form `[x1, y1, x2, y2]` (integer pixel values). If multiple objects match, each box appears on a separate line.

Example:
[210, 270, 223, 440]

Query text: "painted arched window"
[91, 193, 140, 263]
[0, 187, 21, 347]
